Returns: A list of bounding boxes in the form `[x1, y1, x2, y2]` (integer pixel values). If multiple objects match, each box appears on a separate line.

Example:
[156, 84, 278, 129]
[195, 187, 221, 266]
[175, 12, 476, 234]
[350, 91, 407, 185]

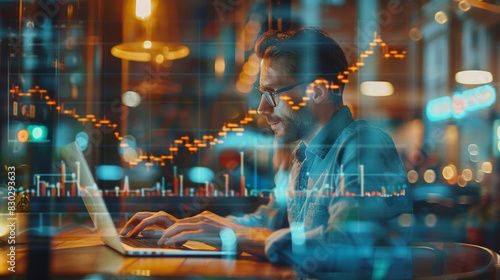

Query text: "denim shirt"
[228, 106, 413, 278]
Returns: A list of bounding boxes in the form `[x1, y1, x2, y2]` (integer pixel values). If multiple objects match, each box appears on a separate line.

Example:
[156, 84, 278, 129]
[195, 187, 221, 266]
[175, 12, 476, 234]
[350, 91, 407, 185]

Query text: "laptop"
[60, 141, 234, 257]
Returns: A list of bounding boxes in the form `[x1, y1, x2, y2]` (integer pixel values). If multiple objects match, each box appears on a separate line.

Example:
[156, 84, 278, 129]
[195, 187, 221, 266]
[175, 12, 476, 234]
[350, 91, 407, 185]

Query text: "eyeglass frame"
[255, 81, 313, 107]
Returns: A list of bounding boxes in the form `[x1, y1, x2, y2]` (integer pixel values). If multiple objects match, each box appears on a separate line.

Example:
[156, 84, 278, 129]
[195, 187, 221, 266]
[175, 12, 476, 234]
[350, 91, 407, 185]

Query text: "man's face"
[257, 59, 316, 144]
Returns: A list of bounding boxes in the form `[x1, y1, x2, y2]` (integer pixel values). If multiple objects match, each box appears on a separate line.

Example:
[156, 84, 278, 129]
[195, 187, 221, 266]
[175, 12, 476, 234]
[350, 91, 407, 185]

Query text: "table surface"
[1, 227, 296, 279]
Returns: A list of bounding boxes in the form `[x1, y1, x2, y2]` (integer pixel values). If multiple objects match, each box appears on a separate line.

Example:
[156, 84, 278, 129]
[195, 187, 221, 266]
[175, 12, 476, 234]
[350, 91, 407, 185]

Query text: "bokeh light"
[75, 131, 89, 151]
[188, 167, 215, 183]
[123, 147, 139, 162]
[462, 169, 472, 181]
[122, 91, 142, 107]
[120, 135, 137, 148]
[476, 170, 485, 182]
[434, 11, 448, 24]
[425, 214, 437, 227]
[409, 27, 422, 41]
[215, 56, 225, 77]
[458, 0, 471, 12]
[398, 213, 413, 227]
[457, 175, 467, 187]
[32, 127, 43, 139]
[481, 162, 492, 173]
[423, 169, 436, 183]
[96, 165, 124, 181]
[236, 80, 253, 93]
[17, 129, 29, 143]
[469, 153, 479, 162]
[442, 165, 455, 180]
[27, 125, 48, 141]
[219, 149, 241, 169]
[155, 54, 165, 64]
[467, 144, 478, 155]
[407, 170, 418, 184]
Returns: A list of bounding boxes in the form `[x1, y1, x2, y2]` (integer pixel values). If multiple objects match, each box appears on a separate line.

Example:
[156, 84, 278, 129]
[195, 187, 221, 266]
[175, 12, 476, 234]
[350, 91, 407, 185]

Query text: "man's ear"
[308, 81, 330, 104]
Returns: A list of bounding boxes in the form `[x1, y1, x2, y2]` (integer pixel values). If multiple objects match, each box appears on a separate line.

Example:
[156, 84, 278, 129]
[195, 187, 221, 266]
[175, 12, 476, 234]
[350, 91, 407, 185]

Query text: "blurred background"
[1, 0, 499, 255]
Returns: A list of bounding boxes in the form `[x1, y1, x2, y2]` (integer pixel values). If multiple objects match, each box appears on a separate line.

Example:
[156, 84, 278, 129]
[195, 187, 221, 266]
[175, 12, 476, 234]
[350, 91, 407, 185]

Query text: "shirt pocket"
[304, 202, 330, 230]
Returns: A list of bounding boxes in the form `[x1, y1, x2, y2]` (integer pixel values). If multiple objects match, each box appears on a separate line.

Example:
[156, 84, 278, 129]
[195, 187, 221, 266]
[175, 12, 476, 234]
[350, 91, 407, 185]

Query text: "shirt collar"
[292, 141, 307, 163]
[303, 105, 355, 160]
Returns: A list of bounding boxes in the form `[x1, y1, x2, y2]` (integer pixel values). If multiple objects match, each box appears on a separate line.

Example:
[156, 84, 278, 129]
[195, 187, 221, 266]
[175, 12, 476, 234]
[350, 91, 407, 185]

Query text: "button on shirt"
[227, 106, 412, 277]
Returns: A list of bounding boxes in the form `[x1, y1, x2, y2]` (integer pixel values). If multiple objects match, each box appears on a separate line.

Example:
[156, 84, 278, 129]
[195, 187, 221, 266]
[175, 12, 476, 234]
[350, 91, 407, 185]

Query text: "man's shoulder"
[341, 119, 393, 141]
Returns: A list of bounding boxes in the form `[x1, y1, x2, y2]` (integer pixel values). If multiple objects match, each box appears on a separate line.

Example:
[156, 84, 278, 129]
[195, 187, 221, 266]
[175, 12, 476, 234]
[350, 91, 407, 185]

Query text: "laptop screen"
[60, 141, 125, 253]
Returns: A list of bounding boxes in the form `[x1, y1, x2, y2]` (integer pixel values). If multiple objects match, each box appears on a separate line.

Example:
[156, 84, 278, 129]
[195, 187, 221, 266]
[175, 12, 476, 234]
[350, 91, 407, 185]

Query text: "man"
[120, 27, 412, 278]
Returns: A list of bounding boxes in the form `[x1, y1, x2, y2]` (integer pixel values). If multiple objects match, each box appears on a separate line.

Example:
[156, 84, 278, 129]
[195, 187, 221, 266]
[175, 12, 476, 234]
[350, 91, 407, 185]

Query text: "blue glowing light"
[427, 85, 496, 122]
[274, 169, 289, 206]
[75, 132, 89, 151]
[220, 228, 237, 253]
[426, 96, 452, 122]
[291, 222, 306, 253]
[188, 167, 215, 183]
[463, 84, 496, 111]
[27, 125, 48, 141]
[220, 228, 237, 245]
[120, 135, 137, 148]
[32, 127, 43, 139]
[493, 119, 500, 158]
[451, 93, 466, 119]
[96, 165, 124, 181]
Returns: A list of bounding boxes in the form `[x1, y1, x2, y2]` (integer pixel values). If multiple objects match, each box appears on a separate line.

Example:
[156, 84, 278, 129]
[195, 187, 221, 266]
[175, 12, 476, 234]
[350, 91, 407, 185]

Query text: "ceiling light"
[455, 70, 493, 85]
[360, 81, 394, 96]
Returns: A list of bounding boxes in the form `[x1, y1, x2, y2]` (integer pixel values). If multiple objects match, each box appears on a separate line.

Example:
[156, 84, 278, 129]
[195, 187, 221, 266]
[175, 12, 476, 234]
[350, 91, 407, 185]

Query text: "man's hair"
[255, 27, 348, 97]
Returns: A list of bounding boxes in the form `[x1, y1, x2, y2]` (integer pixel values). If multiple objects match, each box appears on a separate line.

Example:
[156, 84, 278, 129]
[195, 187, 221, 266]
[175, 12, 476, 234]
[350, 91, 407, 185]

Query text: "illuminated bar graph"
[60, 161, 66, 196]
[224, 174, 229, 197]
[179, 174, 184, 197]
[240, 151, 245, 196]
[173, 166, 178, 196]
[29, 164, 408, 199]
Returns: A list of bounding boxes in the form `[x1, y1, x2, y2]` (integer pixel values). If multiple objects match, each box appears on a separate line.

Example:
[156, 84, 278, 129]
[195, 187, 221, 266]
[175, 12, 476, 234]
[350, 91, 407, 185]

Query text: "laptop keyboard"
[120, 237, 163, 248]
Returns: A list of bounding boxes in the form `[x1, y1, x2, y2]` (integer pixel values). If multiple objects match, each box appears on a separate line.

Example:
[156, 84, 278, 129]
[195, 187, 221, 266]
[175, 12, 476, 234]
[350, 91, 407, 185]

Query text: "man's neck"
[301, 103, 342, 146]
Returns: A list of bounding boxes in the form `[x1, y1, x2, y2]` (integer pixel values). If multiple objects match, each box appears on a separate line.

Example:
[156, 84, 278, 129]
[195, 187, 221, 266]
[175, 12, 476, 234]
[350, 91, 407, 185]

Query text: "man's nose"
[257, 95, 273, 116]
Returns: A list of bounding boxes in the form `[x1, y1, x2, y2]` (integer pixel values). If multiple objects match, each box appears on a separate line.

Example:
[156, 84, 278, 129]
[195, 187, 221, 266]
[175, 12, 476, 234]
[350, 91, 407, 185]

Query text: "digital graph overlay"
[9, 32, 407, 198]
[9, 32, 406, 168]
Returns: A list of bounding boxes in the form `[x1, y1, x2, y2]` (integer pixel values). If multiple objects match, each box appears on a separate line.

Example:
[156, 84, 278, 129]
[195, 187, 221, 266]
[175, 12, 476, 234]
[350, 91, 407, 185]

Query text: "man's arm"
[226, 167, 289, 230]
[226, 193, 288, 230]
[155, 210, 275, 258]
[120, 194, 286, 257]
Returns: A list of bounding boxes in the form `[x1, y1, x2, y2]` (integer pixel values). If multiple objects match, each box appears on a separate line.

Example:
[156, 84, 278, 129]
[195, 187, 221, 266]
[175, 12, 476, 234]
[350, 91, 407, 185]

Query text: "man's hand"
[119, 211, 178, 237]
[158, 211, 274, 259]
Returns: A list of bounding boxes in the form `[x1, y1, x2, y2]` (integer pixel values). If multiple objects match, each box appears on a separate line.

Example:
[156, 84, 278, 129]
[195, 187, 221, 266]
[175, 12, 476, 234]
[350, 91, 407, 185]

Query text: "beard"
[273, 106, 317, 145]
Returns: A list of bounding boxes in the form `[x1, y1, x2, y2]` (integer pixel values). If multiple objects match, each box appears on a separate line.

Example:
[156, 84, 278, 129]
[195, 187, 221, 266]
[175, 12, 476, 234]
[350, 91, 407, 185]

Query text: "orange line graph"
[10, 32, 405, 170]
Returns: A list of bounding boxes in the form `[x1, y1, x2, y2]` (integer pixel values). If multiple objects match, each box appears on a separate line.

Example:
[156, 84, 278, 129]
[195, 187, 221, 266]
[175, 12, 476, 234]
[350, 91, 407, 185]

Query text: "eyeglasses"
[256, 81, 311, 107]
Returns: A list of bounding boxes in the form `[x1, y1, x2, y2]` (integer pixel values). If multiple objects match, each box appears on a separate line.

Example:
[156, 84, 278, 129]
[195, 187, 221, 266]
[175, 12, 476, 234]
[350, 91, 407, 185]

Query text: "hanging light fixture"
[111, 0, 189, 62]
[111, 41, 189, 62]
